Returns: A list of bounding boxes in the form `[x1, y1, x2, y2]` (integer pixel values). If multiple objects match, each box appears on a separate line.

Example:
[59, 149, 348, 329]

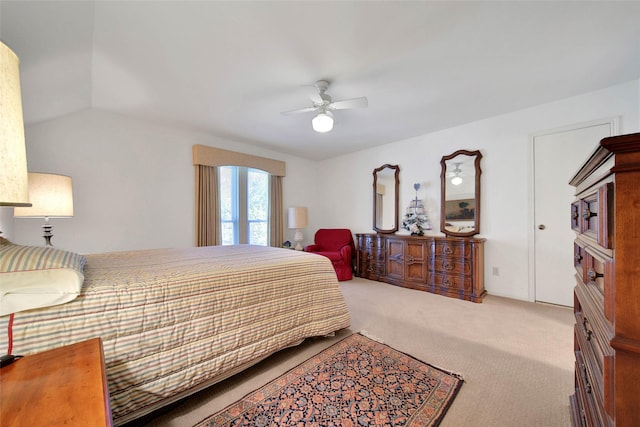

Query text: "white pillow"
[0, 238, 86, 315]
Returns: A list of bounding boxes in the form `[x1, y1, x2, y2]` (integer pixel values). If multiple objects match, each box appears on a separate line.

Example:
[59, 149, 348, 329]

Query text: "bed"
[0, 241, 351, 425]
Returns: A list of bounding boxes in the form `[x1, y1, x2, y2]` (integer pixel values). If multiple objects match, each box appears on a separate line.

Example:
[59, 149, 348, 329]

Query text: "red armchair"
[304, 229, 355, 281]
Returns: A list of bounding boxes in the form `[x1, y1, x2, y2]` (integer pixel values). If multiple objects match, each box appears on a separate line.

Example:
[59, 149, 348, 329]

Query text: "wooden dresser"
[355, 233, 485, 302]
[568, 132, 640, 427]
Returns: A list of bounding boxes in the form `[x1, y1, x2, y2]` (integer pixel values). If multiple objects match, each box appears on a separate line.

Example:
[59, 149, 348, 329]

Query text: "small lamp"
[288, 207, 308, 251]
[0, 42, 31, 212]
[312, 111, 334, 133]
[14, 173, 74, 246]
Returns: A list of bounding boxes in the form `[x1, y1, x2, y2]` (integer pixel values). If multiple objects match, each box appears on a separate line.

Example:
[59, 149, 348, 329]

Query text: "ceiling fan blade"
[280, 106, 319, 115]
[308, 91, 323, 105]
[329, 96, 368, 110]
[296, 83, 324, 105]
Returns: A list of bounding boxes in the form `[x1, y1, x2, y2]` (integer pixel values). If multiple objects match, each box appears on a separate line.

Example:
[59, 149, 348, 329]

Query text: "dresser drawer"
[430, 256, 472, 275]
[430, 272, 471, 292]
[574, 317, 614, 426]
[573, 241, 586, 281]
[580, 183, 613, 249]
[430, 241, 471, 258]
[357, 235, 386, 279]
[574, 350, 608, 427]
[362, 261, 385, 277]
[362, 248, 385, 262]
[569, 392, 584, 427]
[583, 248, 614, 322]
[574, 284, 614, 420]
[575, 282, 613, 363]
[580, 191, 597, 239]
[571, 201, 581, 232]
[575, 319, 605, 414]
[359, 235, 385, 250]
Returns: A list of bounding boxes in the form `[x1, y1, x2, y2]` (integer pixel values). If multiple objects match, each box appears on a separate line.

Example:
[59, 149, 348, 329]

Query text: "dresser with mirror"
[357, 153, 485, 303]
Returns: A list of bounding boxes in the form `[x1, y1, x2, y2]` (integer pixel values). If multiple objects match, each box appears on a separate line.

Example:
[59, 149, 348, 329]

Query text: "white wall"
[6, 109, 320, 253]
[317, 80, 640, 301]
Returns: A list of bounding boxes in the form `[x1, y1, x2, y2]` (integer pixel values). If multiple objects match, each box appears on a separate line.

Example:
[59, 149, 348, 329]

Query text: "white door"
[533, 121, 615, 306]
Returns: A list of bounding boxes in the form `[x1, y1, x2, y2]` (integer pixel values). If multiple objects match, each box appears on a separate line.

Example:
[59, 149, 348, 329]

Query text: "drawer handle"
[582, 317, 592, 341]
[443, 278, 453, 287]
[582, 209, 597, 219]
[443, 262, 454, 271]
[574, 253, 582, 263]
[443, 246, 453, 255]
[390, 254, 403, 262]
[572, 211, 579, 219]
[581, 363, 592, 394]
[587, 269, 603, 281]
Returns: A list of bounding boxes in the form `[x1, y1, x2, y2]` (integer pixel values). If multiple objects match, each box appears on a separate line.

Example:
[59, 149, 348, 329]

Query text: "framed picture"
[444, 198, 475, 221]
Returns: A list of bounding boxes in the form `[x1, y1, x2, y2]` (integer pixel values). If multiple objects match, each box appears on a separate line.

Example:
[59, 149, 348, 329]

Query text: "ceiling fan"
[281, 80, 368, 133]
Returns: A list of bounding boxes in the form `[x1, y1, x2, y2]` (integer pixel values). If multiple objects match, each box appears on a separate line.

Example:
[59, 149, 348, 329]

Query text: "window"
[193, 144, 285, 248]
[219, 166, 269, 245]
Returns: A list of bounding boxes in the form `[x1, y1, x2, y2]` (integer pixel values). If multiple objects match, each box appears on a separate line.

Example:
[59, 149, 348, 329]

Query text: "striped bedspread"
[0, 245, 351, 425]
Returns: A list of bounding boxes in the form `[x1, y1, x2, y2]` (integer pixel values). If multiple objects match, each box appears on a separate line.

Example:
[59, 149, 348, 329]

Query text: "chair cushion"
[314, 251, 344, 262]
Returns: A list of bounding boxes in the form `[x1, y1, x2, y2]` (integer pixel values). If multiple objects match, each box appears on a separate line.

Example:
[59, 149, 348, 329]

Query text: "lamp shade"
[312, 111, 334, 133]
[288, 207, 308, 229]
[14, 173, 74, 218]
[0, 41, 30, 207]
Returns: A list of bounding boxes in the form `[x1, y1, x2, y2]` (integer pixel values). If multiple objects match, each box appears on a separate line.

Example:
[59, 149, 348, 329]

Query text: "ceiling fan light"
[451, 176, 463, 186]
[312, 111, 334, 133]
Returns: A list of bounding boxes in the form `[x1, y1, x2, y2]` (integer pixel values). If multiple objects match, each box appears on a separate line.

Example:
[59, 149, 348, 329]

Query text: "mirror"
[440, 150, 482, 237]
[373, 164, 400, 234]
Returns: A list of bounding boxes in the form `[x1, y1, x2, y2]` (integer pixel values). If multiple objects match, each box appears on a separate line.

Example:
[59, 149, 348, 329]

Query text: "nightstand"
[0, 337, 113, 426]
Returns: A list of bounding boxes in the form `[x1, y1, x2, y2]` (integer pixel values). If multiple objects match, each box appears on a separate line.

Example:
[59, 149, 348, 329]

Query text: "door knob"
[538, 224, 546, 230]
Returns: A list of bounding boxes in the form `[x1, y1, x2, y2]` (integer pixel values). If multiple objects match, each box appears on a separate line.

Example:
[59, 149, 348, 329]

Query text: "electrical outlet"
[492, 267, 499, 276]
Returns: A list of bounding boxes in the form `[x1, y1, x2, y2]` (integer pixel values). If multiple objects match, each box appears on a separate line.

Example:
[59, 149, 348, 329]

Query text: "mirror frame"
[440, 150, 482, 237]
[373, 164, 400, 234]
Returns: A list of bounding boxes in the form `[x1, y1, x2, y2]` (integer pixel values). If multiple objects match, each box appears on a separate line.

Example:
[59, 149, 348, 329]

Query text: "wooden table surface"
[0, 337, 112, 426]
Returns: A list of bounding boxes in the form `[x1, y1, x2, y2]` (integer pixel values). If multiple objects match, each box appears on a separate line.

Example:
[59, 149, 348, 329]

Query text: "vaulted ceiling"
[2, 1, 640, 160]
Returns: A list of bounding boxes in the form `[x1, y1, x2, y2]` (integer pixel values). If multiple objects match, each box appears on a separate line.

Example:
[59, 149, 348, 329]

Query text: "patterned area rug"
[195, 333, 463, 427]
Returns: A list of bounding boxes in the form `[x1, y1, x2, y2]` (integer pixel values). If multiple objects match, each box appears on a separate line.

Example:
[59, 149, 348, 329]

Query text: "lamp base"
[42, 220, 53, 246]
[293, 229, 304, 251]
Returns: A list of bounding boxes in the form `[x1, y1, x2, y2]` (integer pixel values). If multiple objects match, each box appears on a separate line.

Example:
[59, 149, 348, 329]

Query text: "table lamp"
[288, 207, 308, 251]
[14, 173, 74, 246]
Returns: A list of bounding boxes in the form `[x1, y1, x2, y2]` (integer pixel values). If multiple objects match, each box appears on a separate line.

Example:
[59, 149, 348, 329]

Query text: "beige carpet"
[127, 278, 574, 427]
